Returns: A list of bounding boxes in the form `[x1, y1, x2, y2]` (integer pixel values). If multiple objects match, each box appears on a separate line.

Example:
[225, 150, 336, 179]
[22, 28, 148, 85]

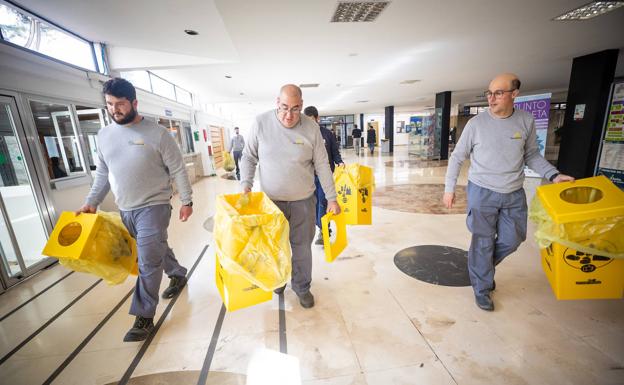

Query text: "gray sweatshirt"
[229, 134, 245, 152]
[445, 108, 558, 194]
[240, 110, 337, 202]
[85, 118, 192, 211]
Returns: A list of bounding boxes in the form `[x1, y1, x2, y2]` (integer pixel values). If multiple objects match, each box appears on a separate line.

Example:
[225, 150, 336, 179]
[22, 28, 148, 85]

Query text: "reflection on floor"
[375, 184, 467, 214]
[0, 146, 623, 385]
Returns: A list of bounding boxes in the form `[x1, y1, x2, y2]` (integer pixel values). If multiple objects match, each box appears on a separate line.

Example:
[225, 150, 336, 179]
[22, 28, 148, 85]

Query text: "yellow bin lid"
[536, 175, 624, 224]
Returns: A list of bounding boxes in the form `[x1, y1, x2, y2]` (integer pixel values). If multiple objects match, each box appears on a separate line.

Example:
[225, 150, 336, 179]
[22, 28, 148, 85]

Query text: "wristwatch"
[183, 201, 193, 207]
[549, 173, 560, 182]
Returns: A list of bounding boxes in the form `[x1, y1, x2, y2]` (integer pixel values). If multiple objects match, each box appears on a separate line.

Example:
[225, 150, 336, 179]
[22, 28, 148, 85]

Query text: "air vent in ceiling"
[299, 83, 320, 88]
[331, 1, 390, 23]
[553, 1, 624, 20]
[356, 100, 369, 103]
[400, 79, 421, 85]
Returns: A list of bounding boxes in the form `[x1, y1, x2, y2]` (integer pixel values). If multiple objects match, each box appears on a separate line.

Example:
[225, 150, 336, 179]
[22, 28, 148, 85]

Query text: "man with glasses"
[240, 84, 340, 309]
[443, 73, 573, 311]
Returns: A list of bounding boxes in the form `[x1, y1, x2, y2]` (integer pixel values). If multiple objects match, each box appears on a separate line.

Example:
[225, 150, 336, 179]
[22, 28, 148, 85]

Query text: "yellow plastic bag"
[529, 197, 624, 259]
[213, 192, 291, 291]
[321, 212, 348, 263]
[334, 164, 375, 225]
[42, 211, 138, 285]
[223, 152, 235, 172]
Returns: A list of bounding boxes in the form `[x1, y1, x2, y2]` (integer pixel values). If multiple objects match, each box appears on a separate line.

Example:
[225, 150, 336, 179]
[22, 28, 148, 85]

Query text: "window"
[75, 106, 107, 171]
[0, 2, 97, 72]
[176, 87, 192, 106]
[150, 74, 176, 100]
[30, 100, 85, 179]
[120, 70, 152, 92]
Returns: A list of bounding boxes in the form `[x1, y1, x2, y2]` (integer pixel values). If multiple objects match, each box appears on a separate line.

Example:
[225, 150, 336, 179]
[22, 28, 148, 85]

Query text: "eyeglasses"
[277, 105, 301, 114]
[484, 89, 516, 99]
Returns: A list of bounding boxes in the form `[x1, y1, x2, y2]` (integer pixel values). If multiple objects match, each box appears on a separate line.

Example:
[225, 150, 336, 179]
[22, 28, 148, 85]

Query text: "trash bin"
[381, 138, 390, 153]
[321, 212, 348, 263]
[42, 211, 138, 285]
[213, 192, 290, 311]
[530, 175, 624, 300]
[334, 164, 375, 225]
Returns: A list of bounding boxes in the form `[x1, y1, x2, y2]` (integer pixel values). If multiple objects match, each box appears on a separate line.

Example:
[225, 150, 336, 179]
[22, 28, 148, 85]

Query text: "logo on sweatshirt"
[129, 139, 145, 145]
[294, 138, 304, 145]
[510, 132, 522, 140]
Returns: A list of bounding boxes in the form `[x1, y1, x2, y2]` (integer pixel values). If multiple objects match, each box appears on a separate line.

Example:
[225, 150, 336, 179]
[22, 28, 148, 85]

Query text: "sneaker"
[297, 291, 315, 308]
[123, 316, 154, 342]
[475, 293, 494, 311]
[161, 275, 187, 299]
[314, 232, 324, 245]
[274, 285, 286, 295]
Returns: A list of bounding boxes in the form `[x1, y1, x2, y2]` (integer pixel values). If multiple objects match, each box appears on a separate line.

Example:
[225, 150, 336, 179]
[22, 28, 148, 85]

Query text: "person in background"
[351, 124, 362, 156]
[443, 73, 574, 312]
[50, 156, 68, 178]
[240, 84, 341, 309]
[77, 78, 193, 342]
[303, 106, 344, 246]
[229, 126, 245, 180]
[367, 124, 376, 155]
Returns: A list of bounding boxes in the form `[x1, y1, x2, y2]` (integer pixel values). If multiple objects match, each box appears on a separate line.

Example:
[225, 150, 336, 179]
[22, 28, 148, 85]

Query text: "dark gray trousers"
[466, 182, 527, 296]
[121, 204, 187, 318]
[273, 195, 317, 295]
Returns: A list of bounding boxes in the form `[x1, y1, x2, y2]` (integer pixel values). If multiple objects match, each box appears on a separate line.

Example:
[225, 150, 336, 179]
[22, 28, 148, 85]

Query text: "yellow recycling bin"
[42, 211, 138, 285]
[532, 175, 624, 300]
[334, 164, 374, 225]
[321, 212, 348, 263]
[215, 254, 272, 312]
[213, 192, 291, 311]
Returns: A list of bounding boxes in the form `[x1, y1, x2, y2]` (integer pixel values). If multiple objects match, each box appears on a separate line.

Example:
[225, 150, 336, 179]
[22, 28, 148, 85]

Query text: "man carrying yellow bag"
[240, 84, 340, 309]
[76, 78, 193, 342]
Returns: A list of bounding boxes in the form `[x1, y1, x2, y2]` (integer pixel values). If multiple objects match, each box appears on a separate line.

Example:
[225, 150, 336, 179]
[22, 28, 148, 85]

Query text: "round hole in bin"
[58, 222, 82, 246]
[559, 187, 603, 204]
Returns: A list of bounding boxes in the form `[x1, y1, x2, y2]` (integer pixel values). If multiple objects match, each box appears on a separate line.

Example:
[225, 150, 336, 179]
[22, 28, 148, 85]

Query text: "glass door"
[0, 95, 52, 289]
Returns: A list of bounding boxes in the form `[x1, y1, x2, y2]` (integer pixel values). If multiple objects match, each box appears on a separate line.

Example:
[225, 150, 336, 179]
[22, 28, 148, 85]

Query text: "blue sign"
[165, 109, 173, 117]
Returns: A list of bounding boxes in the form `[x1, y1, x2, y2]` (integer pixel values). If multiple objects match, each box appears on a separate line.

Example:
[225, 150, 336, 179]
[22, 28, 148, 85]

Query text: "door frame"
[0, 93, 57, 288]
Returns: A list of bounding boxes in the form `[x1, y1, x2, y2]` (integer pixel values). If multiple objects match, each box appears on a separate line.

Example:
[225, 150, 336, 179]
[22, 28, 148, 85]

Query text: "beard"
[111, 107, 137, 125]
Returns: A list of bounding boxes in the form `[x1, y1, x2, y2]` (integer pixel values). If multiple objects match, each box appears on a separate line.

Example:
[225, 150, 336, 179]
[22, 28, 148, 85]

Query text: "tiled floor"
[0, 146, 622, 385]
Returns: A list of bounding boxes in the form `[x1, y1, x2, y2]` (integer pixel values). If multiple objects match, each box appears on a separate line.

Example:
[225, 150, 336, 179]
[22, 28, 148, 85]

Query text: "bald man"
[444, 73, 573, 311]
[240, 84, 340, 308]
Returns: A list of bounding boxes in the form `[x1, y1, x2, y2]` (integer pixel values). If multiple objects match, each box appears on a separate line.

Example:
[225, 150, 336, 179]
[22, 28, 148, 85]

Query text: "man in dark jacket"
[304, 106, 344, 245]
[367, 124, 376, 155]
[352, 124, 362, 156]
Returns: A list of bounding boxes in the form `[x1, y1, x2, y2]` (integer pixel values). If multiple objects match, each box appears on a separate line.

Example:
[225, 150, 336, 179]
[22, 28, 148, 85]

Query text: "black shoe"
[475, 293, 494, 311]
[492, 280, 496, 291]
[161, 275, 187, 299]
[297, 291, 315, 308]
[123, 316, 154, 342]
[274, 285, 286, 294]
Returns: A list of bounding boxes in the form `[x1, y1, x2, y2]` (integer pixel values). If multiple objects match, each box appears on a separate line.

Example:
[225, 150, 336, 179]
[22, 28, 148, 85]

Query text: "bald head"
[486, 73, 521, 118]
[279, 84, 302, 99]
[489, 73, 521, 92]
[276, 84, 303, 128]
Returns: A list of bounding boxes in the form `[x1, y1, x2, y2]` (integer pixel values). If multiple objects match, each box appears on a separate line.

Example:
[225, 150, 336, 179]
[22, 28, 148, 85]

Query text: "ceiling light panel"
[331, 1, 390, 23]
[553, 1, 624, 20]
[299, 83, 320, 88]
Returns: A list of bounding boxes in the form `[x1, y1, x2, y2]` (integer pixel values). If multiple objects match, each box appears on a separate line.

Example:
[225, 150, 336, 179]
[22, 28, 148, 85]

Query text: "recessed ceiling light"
[37, 116, 50, 120]
[553, 1, 624, 20]
[225, 75, 232, 79]
[239, 92, 245, 96]
[348, 53, 358, 57]
[356, 100, 369, 103]
[299, 83, 320, 88]
[331, 1, 390, 22]
[184, 29, 199, 35]
[400, 79, 421, 85]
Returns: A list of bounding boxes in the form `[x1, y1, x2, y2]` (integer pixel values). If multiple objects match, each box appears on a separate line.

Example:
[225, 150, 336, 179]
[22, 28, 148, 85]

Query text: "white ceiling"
[15, 0, 624, 119]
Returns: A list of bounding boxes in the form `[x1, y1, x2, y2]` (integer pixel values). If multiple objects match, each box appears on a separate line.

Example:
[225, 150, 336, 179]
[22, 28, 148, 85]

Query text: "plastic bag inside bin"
[59, 212, 138, 285]
[223, 152, 235, 172]
[213, 192, 291, 291]
[529, 197, 624, 259]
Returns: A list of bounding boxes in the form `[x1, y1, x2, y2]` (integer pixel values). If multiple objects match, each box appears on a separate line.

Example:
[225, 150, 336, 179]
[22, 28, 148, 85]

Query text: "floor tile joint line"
[117, 244, 209, 385]
[197, 303, 227, 385]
